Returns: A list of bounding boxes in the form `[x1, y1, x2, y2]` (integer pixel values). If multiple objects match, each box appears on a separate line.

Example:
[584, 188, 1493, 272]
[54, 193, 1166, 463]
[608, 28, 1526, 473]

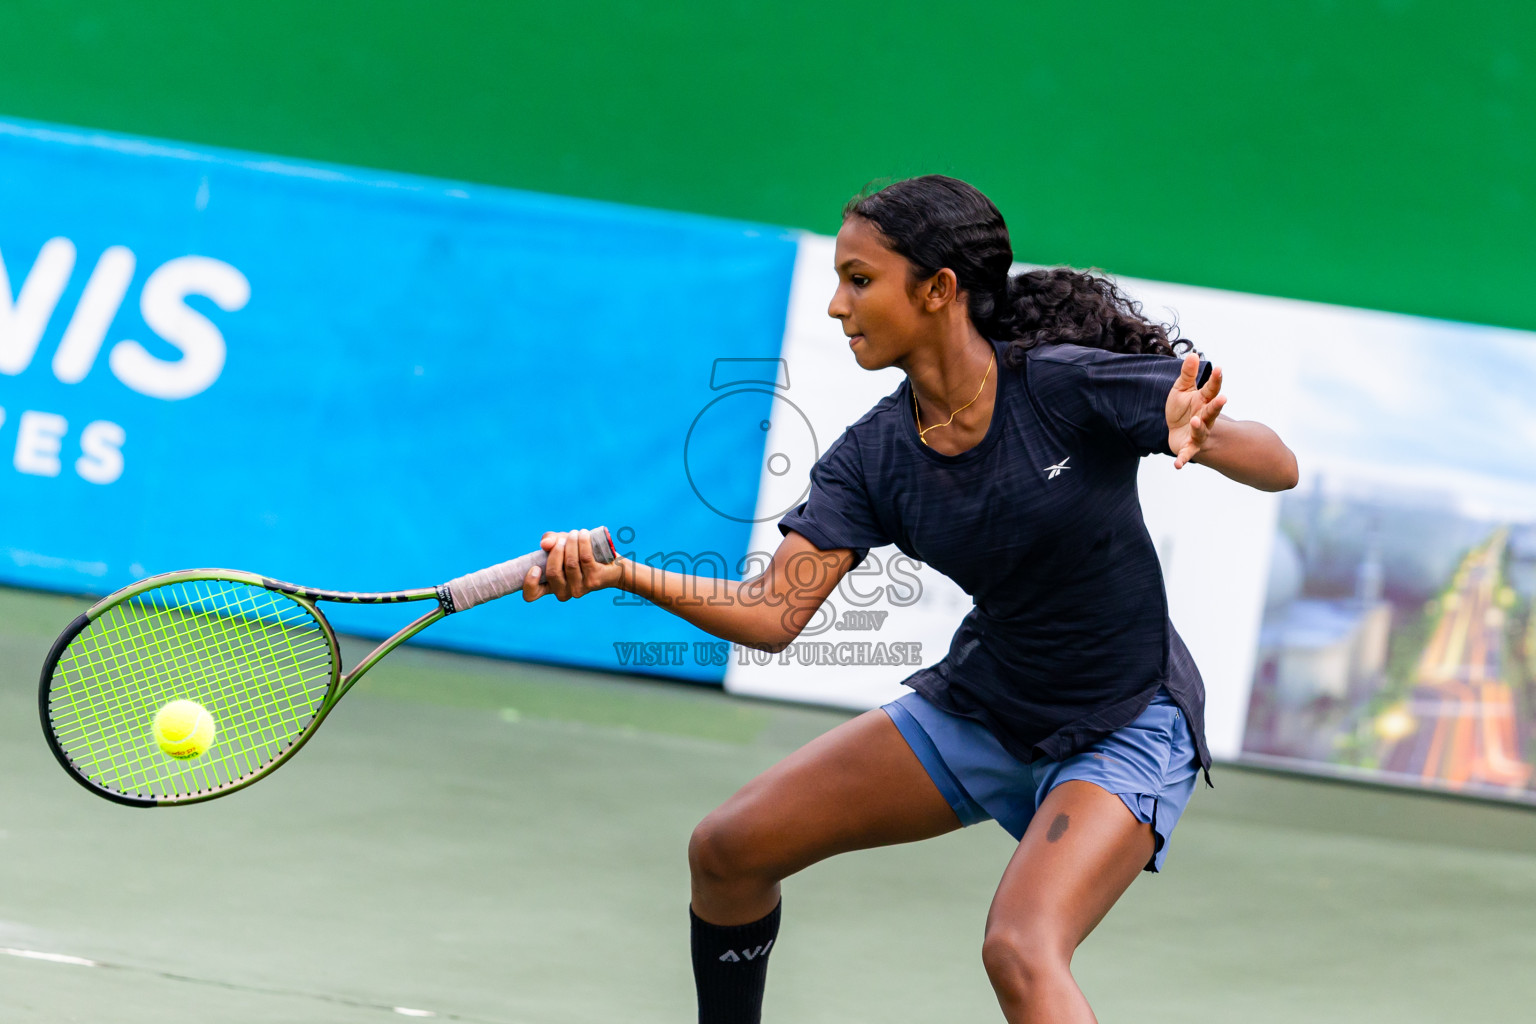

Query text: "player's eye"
[851, 274, 870, 287]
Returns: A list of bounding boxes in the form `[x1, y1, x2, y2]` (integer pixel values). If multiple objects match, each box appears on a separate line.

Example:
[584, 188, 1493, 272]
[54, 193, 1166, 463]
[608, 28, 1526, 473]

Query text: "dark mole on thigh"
[1046, 813, 1069, 842]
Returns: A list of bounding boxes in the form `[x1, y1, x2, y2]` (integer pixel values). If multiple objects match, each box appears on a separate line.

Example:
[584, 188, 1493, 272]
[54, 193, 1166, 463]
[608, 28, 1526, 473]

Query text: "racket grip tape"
[443, 526, 617, 612]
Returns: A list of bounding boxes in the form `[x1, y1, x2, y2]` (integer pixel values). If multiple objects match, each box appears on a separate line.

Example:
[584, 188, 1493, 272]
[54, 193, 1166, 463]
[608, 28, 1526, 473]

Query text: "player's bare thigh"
[690, 708, 961, 923]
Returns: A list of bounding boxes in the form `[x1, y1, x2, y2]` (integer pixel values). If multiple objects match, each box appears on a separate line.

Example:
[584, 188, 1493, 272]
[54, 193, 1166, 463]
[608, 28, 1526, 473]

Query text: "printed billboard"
[1239, 316, 1536, 802]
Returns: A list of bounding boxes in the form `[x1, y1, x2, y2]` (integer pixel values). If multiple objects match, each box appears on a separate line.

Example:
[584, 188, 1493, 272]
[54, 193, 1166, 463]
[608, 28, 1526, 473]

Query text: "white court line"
[1, 947, 98, 967]
[3, 946, 464, 1020]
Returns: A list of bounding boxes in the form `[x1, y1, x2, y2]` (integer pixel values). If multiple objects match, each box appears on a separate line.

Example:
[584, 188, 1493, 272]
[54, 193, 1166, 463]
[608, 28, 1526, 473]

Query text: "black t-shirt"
[778, 341, 1212, 773]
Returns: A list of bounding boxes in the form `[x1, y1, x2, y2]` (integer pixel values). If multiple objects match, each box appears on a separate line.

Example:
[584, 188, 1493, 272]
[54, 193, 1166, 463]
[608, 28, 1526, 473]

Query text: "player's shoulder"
[841, 381, 908, 439]
[1014, 344, 1111, 404]
[1025, 341, 1106, 365]
[814, 383, 907, 474]
[1024, 342, 1149, 371]
[1021, 343, 1184, 396]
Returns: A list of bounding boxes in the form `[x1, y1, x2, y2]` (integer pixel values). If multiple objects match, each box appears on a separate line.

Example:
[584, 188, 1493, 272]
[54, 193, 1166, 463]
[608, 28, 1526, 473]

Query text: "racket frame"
[39, 569, 448, 808]
[40, 527, 614, 808]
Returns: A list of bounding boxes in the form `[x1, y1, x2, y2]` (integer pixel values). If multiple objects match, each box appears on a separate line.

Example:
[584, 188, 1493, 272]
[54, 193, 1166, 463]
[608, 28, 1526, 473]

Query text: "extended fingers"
[1203, 393, 1228, 429]
[1176, 414, 1204, 468]
[1175, 353, 1200, 390]
[1173, 394, 1227, 469]
[1199, 364, 1223, 402]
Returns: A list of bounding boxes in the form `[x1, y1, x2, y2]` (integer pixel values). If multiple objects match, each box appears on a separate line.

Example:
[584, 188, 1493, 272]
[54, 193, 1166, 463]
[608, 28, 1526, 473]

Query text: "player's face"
[828, 216, 934, 371]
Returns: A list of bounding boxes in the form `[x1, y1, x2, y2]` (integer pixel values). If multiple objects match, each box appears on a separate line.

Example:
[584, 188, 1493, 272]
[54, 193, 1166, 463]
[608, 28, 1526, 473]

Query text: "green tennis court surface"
[5, 585, 1536, 1022]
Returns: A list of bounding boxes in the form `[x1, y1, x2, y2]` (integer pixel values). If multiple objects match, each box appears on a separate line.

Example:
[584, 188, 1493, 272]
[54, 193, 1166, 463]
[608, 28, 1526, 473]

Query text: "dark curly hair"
[843, 175, 1190, 363]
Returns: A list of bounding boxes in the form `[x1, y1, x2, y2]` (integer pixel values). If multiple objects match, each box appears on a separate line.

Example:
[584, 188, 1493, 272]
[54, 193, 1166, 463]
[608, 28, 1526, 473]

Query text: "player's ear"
[922, 268, 958, 312]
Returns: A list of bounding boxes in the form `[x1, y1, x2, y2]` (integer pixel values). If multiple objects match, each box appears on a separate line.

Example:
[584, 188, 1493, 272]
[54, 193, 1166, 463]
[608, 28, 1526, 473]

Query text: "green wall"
[1, 2, 1531, 330]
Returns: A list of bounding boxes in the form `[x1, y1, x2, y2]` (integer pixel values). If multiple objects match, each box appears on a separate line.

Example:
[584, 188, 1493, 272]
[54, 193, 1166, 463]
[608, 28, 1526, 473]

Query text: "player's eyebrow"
[836, 258, 873, 273]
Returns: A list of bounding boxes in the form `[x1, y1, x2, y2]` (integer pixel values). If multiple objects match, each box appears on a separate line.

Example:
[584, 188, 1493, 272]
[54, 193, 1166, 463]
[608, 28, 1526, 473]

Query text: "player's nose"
[827, 286, 850, 320]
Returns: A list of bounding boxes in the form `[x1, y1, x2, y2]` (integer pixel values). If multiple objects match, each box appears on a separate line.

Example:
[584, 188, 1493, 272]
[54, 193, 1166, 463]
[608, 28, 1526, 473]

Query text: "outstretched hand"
[1165, 354, 1226, 469]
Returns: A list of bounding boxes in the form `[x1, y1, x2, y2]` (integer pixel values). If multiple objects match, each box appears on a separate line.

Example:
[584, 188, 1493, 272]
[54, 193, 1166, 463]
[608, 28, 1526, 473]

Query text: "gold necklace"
[913, 352, 995, 446]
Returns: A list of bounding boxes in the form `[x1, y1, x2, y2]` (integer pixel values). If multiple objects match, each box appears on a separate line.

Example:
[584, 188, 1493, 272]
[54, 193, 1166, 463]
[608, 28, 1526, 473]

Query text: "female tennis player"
[529, 175, 1297, 1023]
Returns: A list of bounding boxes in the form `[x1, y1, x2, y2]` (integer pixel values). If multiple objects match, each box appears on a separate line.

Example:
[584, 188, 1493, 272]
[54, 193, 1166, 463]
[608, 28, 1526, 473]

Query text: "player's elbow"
[736, 630, 795, 655]
[733, 582, 820, 652]
[764, 602, 829, 652]
[1235, 444, 1298, 492]
[1279, 455, 1299, 491]
[1267, 449, 1300, 492]
[744, 619, 802, 654]
[719, 616, 793, 655]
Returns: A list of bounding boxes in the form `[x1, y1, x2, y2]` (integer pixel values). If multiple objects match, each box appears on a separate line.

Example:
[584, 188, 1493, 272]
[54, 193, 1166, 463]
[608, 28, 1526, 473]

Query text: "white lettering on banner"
[0, 240, 249, 399]
[14, 411, 67, 476]
[0, 406, 127, 484]
[53, 246, 136, 384]
[0, 241, 246, 488]
[0, 238, 76, 376]
[75, 420, 126, 485]
[109, 256, 250, 400]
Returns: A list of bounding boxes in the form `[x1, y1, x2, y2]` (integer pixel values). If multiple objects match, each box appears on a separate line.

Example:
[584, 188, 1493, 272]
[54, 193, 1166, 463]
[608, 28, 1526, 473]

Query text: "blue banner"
[0, 119, 798, 680]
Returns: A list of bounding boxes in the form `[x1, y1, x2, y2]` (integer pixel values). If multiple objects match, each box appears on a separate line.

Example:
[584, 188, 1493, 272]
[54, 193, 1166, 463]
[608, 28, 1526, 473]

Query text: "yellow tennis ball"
[152, 699, 217, 759]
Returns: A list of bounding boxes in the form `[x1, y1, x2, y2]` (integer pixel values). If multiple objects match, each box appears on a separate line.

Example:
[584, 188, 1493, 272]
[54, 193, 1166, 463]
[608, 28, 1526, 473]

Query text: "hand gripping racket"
[39, 527, 616, 807]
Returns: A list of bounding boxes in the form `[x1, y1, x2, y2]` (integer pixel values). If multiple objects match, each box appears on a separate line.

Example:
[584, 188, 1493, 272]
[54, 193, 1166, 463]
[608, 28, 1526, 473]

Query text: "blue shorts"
[882, 688, 1200, 871]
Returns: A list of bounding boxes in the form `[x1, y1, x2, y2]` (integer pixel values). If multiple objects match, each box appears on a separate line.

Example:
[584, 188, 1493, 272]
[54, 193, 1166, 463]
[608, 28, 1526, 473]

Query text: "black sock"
[690, 901, 782, 1024]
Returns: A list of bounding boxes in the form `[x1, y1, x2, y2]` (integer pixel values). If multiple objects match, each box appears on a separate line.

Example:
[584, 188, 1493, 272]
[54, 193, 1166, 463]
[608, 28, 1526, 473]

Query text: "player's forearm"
[615, 560, 801, 651]
[1190, 419, 1299, 491]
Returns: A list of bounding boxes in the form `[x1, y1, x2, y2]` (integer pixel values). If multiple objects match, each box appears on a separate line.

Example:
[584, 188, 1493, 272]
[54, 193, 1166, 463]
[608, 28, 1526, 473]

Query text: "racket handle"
[443, 526, 617, 612]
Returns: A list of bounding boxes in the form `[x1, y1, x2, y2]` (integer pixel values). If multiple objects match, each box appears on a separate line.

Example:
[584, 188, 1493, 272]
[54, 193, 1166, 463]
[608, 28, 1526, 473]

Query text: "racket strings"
[66, 613, 324, 789]
[57, 584, 328, 795]
[56, 586, 308, 793]
[47, 579, 334, 800]
[99, 582, 331, 788]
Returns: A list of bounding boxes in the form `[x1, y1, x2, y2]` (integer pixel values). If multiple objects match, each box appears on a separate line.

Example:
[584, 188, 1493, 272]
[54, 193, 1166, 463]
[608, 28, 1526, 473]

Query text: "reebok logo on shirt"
[1043, 457, 1071, 479]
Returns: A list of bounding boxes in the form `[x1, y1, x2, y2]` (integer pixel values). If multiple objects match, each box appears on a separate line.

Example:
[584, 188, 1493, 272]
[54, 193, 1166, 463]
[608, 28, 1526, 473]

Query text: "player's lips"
[847, 334, 865, 348]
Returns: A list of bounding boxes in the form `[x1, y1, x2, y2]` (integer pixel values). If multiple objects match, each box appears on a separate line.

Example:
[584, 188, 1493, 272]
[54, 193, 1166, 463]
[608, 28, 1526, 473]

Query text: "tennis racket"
[39, 527, 616, 807]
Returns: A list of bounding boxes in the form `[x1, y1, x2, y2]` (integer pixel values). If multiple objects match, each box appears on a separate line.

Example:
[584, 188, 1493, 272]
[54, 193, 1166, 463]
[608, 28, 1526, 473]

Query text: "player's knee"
[688, 811, 764, 887]
[980, 924, 1070, 1000]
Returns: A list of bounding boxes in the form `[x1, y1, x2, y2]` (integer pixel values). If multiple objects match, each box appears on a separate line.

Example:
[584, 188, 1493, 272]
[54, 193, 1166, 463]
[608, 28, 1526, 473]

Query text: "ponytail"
[993, 267, 1188, 364]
